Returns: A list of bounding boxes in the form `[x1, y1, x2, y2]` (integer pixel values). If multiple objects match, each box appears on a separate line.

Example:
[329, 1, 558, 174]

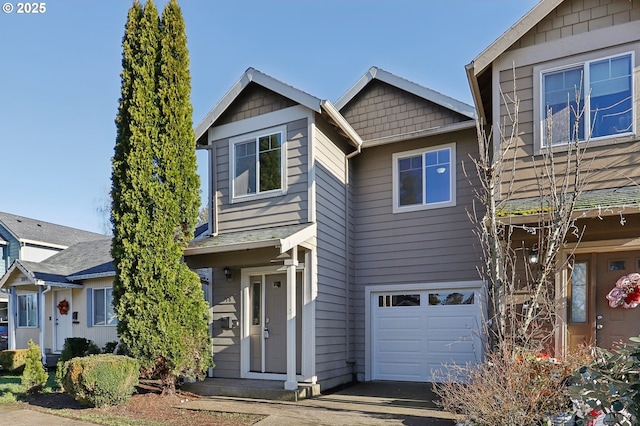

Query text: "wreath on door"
[57, 299, 69, 315]
[606, 273, 640, 309]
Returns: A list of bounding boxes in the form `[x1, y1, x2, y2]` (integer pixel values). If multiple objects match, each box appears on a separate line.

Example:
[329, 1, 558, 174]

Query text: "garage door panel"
[371, 287, 483, 382]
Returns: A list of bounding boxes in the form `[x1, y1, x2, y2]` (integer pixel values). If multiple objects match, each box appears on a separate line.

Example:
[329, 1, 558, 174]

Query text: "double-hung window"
[392, 143, 456, 212]
[541, 52, 634, 147]
[17, 293, 37, 327]
[92, 288, 117, 326]
[230, 126, 286, 201]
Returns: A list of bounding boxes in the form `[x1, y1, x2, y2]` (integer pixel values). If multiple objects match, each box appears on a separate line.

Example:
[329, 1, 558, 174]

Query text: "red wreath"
[57, 299, 69, 315]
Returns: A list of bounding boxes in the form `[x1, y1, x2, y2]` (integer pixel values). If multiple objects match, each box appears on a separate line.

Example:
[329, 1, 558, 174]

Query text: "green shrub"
[59, 338, 100, 362]
[102, 341, 119, 354]
[0, 349, 29, 372]
[21, 340, 47, 394]
[62, 354, 139, 407]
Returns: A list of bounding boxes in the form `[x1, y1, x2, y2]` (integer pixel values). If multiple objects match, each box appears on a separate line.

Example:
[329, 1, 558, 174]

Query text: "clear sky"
[0, 0, 539, 234]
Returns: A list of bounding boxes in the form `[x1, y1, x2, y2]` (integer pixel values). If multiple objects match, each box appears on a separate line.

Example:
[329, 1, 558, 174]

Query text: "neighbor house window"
[92, 288, 117, 326]
[17, 293, 37, 327]
[541, 52, 633, 146]
[392, 143, 456, 212]
[230, 126, 286, 201]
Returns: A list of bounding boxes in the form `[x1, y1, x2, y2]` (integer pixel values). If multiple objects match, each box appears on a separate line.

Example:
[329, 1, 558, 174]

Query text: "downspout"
[344, 145, 361, 366]
[207, 137, 218, 237]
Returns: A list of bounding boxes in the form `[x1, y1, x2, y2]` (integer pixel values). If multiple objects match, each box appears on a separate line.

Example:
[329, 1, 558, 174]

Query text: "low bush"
[56, 337, 101, 387]
[434, 344, 593, 425]
[0, 349, 29, 372]
[21, 340, 47, 394]
[61, 354, 139, 407]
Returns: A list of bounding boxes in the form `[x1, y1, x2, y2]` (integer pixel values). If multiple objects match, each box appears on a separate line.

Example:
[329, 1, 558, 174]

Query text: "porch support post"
[284, 247, 298, 391]
[8, 287, 16, 350]
[38, 286, 45, 362]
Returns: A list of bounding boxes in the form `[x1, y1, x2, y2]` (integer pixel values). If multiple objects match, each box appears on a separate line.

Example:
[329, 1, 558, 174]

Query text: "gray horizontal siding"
[214, 118, 309, 233]
[210, 270, 240, 378]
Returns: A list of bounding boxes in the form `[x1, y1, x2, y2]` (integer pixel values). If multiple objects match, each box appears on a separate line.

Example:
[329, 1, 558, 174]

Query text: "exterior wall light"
[223, 267, 232, 279]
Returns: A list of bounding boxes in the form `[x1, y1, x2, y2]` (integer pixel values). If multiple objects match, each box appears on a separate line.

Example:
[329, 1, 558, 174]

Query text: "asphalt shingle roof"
[0, 212, 104, 248]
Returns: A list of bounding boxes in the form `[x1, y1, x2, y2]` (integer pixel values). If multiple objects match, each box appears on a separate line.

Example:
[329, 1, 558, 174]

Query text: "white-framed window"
[392, 143, 456, 213]
[92, 288, 117, 326]
[17, 293, 37, 327]
[230, 125, 286, 202]
[541, 52, 634, 147]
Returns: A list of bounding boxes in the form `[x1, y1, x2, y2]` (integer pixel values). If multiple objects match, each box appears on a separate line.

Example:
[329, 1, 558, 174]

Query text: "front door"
[54, 289, 72, 352]
[249, 272, 301, 375]
[595, 251, 640, 349]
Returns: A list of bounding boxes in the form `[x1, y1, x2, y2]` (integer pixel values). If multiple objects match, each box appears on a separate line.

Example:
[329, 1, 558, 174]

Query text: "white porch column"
[38, 286, 45, 361]
[8, 287, 16, 350]
[284, 248, 298, 391]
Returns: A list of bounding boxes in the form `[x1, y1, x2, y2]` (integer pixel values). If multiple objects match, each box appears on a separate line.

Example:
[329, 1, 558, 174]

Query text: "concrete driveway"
[180, 381, 459, 425]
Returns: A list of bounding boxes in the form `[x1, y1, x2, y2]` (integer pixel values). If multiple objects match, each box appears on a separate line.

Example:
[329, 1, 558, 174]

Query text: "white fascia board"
[334, 67, 377, 110]
[19, 239, 68, 250]
[41, 281, 82, 288]
[363, 120, 476, 148]
[470, 0, 563, 76]
[194, 67, 322, 144]
[279, 223, 317, 254]
[67, 271, 115, 282]
[0, 262, 26, 288]
[320, 100, 363, 149]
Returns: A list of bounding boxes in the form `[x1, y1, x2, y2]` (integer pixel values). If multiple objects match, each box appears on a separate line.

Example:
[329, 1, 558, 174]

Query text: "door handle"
[596, 324, 603, 330]
[596, 315, 603, 320]
[264, 328, 269, 339]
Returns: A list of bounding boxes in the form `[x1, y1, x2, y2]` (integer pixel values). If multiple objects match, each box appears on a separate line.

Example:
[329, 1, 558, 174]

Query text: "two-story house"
[184, 67, 485, 392]
[466, 0, 640, 354]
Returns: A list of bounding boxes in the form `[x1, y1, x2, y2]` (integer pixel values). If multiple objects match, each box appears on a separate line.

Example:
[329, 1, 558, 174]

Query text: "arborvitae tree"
[111, 0, 211, 396]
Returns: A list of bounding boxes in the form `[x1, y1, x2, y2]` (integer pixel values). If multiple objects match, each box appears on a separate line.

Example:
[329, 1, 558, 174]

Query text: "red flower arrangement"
[57, 299, 69, 315]
[606, 273, 640, 309]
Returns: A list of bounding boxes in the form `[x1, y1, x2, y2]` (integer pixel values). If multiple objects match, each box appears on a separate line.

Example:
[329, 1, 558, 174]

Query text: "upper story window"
[392, 143, 456, 213]
[18, 293, 37, 327]
[230, 125, 286, 202]
[541, 52, 634, 147]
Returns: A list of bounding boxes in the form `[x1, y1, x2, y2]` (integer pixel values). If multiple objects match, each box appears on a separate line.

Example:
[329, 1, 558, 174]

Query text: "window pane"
[429, 291, 474, 305]
[589, 55, 632, 138]
[398, 155, 422, 206]
[259, 133, 281, 191]
[105, 288, 118, 326]
[18, 295, 27, 327]
[234, 141, 256, 196]
[27, 294, 37, 327]
[251, 282, 261, 325]
[543, 67, 585, 145]
[571, 263, 587, 323]
[425, 149, 451, 204]
[94, 289, 105, 326]
[378, 294, 420, 307]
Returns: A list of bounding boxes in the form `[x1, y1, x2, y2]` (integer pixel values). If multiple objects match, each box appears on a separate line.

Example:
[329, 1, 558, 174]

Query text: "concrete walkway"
[180, 381, 459, 425]
[0, 405, 97, 426]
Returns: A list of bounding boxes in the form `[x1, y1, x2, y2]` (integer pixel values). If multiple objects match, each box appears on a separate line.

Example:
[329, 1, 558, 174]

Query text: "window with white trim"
[230, 126, 286, 201]
[92, 288, 117, 326]
[392, 143, 456, 212]
[541, 52, 634, 147]
[17, 293, 37, 327]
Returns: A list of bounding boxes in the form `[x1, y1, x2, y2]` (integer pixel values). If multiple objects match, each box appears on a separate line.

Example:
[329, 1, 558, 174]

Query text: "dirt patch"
[18, 382, 264, 425]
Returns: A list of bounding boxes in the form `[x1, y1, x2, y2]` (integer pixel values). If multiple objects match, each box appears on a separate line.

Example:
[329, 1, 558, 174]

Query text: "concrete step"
[45, 353, 60, 368]
[181, 378, 321, 402]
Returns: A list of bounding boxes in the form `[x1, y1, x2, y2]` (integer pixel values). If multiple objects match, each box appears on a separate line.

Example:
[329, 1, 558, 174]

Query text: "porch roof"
[497, 186, 640, 223]
[184, 223, 316, 256]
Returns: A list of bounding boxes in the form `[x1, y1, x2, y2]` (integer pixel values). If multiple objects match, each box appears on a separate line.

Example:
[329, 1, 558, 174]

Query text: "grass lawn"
[0, 369, 57, 403]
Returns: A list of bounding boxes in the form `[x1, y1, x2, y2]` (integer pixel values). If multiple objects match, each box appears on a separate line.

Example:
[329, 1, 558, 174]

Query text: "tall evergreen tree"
[111, 0, 211, 396]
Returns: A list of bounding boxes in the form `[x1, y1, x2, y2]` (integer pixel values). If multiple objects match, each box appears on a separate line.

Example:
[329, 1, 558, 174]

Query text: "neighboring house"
[0, 212, 104, 357]
[466, 0, 640, 354]
[0, 237, 116, 363]
[184, 66, 484, 392]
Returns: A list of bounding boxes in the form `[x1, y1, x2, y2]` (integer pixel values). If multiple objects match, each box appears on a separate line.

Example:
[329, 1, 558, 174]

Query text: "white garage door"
[371, 288, 483, 382]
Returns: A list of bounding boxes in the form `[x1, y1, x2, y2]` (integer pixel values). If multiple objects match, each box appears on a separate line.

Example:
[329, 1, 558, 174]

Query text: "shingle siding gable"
[217, 83, 298, 126]
[340, 80, 469, 142]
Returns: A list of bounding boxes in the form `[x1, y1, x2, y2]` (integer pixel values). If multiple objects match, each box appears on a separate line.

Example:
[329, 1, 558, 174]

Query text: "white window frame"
[92, 287, 117, 327]
[17, 293, 38, 328]
[229, 125, 287, 203]
[536, 50, 635, 149]
[392, 142, 456, 213]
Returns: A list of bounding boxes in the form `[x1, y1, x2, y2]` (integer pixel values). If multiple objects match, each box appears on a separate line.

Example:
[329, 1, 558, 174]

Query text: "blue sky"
[0, 0, 539, 234]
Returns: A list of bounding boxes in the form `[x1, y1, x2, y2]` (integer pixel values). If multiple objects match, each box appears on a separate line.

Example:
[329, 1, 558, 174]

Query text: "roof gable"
[0, 212, 104, 249]
[335, 67, 476, 120]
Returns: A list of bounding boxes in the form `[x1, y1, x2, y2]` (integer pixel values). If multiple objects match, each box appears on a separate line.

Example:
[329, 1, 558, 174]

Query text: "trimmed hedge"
[61, 354, 139, 407]
[0, 349, 29, 372]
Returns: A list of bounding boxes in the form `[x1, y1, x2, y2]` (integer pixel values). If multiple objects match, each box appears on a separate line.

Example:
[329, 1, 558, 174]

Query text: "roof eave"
[320, 100, 363, 150]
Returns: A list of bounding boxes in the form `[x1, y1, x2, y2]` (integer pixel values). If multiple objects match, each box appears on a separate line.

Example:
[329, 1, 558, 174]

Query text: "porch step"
[181, 378, 321, 402]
